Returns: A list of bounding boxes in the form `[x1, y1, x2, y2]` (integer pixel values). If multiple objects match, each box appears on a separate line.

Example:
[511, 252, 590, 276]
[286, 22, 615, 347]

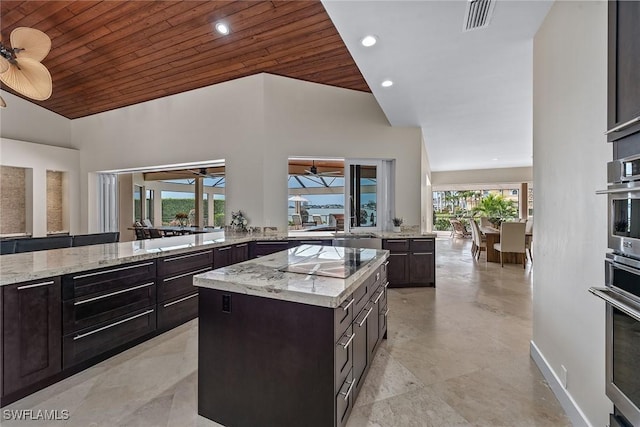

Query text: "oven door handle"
[589, 287, 640, 322]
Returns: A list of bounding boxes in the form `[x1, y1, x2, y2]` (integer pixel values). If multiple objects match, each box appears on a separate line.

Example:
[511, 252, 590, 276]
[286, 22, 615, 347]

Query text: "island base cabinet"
[2, 278, 62, 398]
[198, 289, 335, 427]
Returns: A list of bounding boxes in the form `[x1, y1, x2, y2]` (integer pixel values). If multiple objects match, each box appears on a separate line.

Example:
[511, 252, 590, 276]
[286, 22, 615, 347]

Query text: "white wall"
[532, 2, 611, 426]
[0, 91, 72, 148]
[0, 138, 81, 237]
[72, 73, 423, 232]
[431, 166, 532, 190]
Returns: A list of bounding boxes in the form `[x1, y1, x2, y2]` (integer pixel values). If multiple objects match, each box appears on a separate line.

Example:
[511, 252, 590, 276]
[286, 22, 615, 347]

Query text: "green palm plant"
[471, 194, 518, 225]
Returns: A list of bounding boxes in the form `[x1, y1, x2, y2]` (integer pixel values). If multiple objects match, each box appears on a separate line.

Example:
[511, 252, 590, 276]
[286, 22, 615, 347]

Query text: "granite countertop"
[0, 230, 434, 286]
[194, 245, 389, 308]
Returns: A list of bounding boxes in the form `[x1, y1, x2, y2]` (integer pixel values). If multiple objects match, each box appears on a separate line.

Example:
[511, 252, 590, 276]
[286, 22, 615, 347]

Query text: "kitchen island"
[194, 244, 390, 427]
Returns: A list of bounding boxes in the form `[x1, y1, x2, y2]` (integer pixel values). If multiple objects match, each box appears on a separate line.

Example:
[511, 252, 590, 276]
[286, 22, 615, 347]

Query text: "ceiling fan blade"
[0, 57, 52, 100]
[11, 27, 51, 62]
[0, 57, 9, 73]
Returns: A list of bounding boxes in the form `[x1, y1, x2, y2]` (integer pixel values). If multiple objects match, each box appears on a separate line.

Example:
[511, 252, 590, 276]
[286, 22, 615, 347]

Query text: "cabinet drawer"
[383, 239, 409, 251]
[157, 250, 213, 277]
[334, 296, 354, 341]
[379, 280, 388, 311]
[335, 325, 354, 388]
[379, 303, 389, 341]
[63, 281, 156, 334]
[157, 292, 198, 331]
[336, 370, 354, 427]
[63, 307, 156, 369]
[62, 261, 156, 301]
[354, 271, 379, 315]
[410, 238, 434, 252]
[158, 266, 210, 302]
[251, 241, 290, 258]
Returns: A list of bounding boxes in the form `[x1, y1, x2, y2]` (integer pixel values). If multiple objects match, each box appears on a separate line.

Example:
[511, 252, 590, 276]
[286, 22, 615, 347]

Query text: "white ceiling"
[322, 0, 553, 172]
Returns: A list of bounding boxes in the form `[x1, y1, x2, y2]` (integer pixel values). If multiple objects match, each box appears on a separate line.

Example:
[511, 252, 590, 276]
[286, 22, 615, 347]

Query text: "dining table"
[480, 226, 532, 264]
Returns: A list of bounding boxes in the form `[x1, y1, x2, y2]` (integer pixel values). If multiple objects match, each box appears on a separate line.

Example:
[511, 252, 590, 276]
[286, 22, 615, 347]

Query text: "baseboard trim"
[530, 340, 592, 427]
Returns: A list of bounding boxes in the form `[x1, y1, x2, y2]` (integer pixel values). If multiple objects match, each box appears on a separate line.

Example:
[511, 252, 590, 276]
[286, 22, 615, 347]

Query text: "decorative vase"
[393, 226, 401, 233]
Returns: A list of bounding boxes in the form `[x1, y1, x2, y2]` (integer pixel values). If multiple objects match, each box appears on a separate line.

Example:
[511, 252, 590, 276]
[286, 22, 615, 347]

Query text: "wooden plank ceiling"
[0, 1, 370, 119]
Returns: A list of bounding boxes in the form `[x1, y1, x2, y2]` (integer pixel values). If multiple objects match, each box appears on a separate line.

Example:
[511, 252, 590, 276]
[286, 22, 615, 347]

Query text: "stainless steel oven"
[590, 253, 640, 426]
[601, 156, 640, 260]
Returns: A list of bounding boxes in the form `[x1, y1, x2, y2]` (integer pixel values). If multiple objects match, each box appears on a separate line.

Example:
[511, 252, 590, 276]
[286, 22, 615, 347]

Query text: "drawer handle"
[338, 332, 355, 349]
[164, 267, 211, 282]
[605, 115, 640, 135]
[386, 239, 407, 243]
[341, 298, 354, 312]
[376, 272, 380, 281]
[217, 246, 231, 251]
[235, 243, 248, 248]
[165, 251, 209, 262]
[384, 281, 390, 289]
[413, 239, 433, 242]
[73, 309, 154, 340]
[256, 241, 288, 245]
[373, 288, 384, 304]
[384, 307, 390, 317]
[383, 260, 389, 267]
[163, 293, 198, 308]
[340, 379, 355, 401]
[74, 282, 155, 306]
[17, 280, 55, 290]
[357, 306, 373, 327]
[72, 262, 154, 279]
[412, 252, 433, 256]
[390, 253, 407, 256]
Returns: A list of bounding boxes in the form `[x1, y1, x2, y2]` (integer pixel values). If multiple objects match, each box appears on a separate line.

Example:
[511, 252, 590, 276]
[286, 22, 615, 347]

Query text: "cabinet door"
[368, 287, 383, 357]
[230, 243, 249, 265]
[213, 246, 232, 269]
[353, 303, 373, 395]
[3, 278, 62, 396]
[608, 0, 640, 142]
[409, 252, 435, 286]
[387, 253, 409, 286]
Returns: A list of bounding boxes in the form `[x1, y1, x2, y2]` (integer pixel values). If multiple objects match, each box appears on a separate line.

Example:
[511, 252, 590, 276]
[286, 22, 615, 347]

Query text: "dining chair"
[479, 217, 491, 228]
[148, 228, 163, 239]
[312, 214, 323, 225]
[493, 222, 526, 268]
[469, 219, 487, 260]
[449, 219, 471, 238]
[134, 227, 148, 240]
[291, 214, 302, 230]
[525, 218, 534, 261]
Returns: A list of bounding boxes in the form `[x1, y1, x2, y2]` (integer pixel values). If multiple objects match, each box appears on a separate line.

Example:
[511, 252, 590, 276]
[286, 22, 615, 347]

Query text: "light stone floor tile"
[2, 238, 570, 426]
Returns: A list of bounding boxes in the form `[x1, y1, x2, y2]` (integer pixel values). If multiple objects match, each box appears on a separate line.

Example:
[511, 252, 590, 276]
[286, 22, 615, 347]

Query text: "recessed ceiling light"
[215, 22, 230, 35]
[381, 80, 393, 88]
[492, 158, 499, 161]
[361, 35, 377, 47]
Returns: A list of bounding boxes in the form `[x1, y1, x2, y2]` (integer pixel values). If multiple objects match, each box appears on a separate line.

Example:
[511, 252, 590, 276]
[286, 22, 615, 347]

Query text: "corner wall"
[0, 138, 81, 237]
[532, 1, 611, 425]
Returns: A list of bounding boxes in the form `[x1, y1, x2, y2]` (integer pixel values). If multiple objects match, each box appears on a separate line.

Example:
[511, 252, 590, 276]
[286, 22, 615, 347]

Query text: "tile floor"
[2, 238, 571, 427]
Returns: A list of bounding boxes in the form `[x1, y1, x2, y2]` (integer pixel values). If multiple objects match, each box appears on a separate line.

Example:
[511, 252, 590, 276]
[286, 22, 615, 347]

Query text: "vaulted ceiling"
[0, 0, 369, 119]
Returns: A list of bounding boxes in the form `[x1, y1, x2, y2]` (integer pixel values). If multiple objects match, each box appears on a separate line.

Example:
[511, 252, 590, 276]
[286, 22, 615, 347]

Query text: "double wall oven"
[591, 155, 640, 426]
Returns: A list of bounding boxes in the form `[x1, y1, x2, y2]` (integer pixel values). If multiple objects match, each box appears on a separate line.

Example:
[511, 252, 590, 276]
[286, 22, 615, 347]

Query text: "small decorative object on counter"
[230, 210, 249, 232]
[174, 212, 188, 228]
[392, 217, 403, 233]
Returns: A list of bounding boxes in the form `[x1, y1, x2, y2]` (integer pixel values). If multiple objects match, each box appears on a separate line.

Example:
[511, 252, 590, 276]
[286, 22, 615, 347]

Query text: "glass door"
[345, 159, 394, 232]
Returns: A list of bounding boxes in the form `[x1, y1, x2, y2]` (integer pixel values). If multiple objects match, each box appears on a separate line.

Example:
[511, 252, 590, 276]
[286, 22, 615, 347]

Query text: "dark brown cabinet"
[383, 238, 435, 287]
[230, 243, 249, 265]
[198, 264, 386, 427]
[608, 0, 640, 145]
[2, 278, 62, 398]
[250, 240, 290, 258]
[214, 243, 249, 268]
[157, 250, 213, 331]
[61, 261, 158, 368]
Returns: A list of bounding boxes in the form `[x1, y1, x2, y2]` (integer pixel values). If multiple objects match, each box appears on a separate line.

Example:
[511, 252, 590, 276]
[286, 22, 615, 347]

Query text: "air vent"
[463, 0, 496, 32]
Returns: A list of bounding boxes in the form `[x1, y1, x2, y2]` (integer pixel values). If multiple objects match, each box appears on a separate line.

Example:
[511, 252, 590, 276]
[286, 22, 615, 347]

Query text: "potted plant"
[230, 210, 249, 232]
[392, 217, 403, 233]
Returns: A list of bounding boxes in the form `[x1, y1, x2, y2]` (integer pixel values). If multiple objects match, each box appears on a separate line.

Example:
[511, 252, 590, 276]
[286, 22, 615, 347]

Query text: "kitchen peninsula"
[194, 244, 390, 427]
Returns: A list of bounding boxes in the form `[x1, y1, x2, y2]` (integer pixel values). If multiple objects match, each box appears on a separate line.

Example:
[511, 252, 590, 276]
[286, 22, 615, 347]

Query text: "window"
[348, 164, 377, 228]
[145, 189, 154, 224]
[133, 185, 143, 222]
